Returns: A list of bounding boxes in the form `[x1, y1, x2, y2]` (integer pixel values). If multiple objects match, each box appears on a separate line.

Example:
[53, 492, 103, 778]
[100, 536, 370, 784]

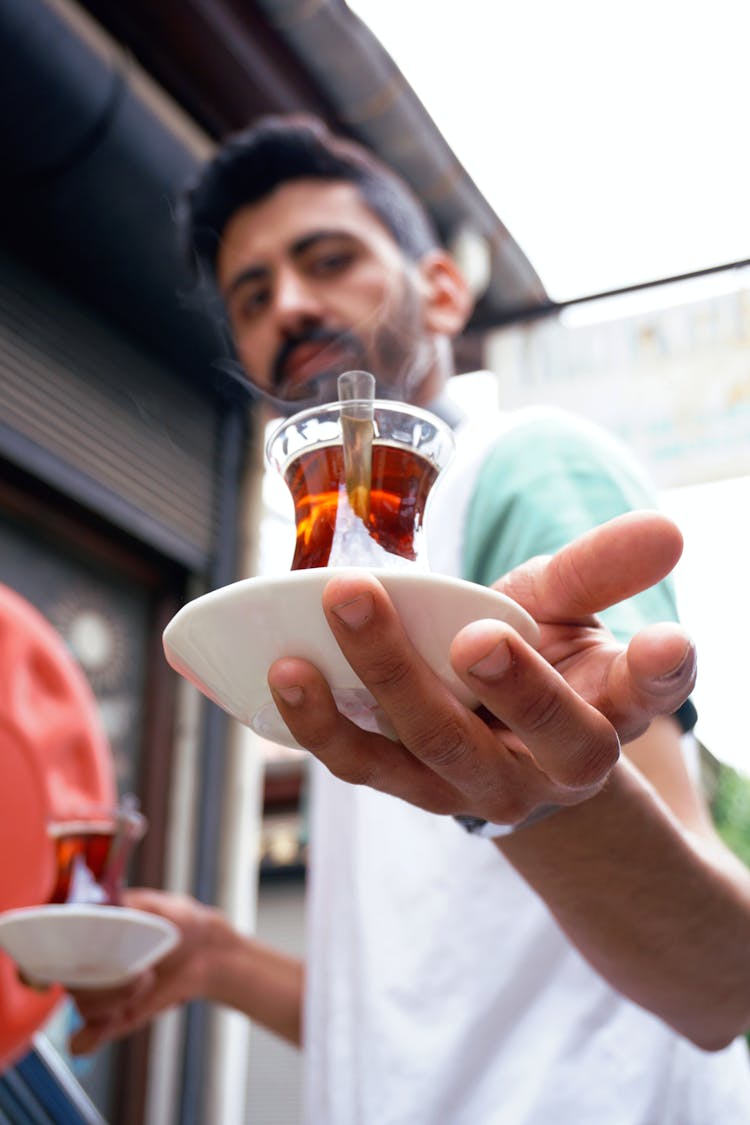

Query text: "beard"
[366, 279, 437, 404]
[238, 270, 439, 416]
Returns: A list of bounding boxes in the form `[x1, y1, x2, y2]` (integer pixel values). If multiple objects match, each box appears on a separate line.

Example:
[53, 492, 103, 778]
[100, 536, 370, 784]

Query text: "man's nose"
[273, 268, 323, 333]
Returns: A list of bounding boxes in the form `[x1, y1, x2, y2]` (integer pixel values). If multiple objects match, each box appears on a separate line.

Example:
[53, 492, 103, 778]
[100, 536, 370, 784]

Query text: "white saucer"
[0, 905, 179, 990]
[163, 569, 539, 750]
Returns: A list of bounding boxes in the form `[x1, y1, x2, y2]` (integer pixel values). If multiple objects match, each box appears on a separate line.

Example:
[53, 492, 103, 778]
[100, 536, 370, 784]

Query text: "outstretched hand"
[68, 888, 303, 1054]
[68, 889, 221, 1056]
[268, 511, 697, 826]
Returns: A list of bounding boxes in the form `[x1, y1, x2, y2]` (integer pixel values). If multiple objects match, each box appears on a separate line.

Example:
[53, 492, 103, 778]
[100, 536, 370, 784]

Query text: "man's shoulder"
[483, 403, 622, 444]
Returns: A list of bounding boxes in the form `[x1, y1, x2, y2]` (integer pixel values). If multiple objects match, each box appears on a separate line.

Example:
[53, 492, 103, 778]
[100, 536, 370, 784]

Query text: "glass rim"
[47, 818, 118, 836]
[265, 398, 454, 464]
[47, 808, 147, 838]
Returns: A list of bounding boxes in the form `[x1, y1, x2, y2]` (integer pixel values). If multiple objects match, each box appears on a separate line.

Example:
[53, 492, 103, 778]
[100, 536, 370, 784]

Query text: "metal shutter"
[0, 251, 220, 572]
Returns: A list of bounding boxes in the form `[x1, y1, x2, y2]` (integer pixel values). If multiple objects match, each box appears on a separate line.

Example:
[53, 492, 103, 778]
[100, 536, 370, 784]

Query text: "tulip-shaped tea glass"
[47, 796, 147, 906]
[266, 397, 455, 572]
[162, 376, 539, 749]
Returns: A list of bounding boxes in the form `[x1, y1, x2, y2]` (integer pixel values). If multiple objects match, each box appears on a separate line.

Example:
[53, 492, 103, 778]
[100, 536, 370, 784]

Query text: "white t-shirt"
[301, 405, 750, 1124]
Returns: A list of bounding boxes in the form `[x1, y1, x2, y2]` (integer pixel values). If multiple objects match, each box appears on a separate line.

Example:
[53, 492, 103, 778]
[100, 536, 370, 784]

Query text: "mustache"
[270, 326, 366, 391]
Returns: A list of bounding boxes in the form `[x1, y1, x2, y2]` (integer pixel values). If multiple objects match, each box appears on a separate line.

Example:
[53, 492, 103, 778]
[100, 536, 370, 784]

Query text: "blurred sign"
[489, 272, 750, 489]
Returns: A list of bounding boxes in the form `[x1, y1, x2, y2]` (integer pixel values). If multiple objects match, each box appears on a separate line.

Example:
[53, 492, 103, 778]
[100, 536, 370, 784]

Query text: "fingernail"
[330, 592, 373, 629]
[468, 639, 512, 681]
[274, 685, 304, 706]
[657, 642, 696, 683]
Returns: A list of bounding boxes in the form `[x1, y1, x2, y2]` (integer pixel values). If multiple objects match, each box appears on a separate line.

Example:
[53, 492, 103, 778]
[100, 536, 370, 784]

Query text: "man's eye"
[308, 251, 353, 277]
[234, 289, 269, 320]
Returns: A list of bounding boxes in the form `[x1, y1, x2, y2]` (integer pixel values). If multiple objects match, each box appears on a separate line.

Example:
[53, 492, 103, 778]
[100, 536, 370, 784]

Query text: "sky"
[349, 0, 750, 302]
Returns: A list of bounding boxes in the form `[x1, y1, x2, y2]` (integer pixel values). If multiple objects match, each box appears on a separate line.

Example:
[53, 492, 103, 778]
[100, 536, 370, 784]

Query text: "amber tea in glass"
[283, 442, 439, 569]
[47, 799, 146, 905]
[267, 399, 454, 571]
[47, 819, 117, 904]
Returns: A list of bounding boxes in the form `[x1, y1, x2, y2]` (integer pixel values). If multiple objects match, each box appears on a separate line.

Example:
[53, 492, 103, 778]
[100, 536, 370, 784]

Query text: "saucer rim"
[0, 904, 180, 989]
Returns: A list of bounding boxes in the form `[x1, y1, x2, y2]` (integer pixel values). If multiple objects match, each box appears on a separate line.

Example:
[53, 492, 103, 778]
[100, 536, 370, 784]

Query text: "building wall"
[0, 239, 252, 1124]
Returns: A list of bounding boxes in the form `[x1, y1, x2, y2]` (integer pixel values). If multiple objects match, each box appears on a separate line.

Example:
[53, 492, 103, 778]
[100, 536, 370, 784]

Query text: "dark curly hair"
[180, 113, 439, 278]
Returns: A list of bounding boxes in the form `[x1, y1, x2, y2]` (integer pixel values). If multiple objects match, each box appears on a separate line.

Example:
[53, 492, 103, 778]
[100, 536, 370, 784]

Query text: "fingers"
[68, 888, 205, 1056]
[497, 511, 684, 622]
[269, 653, 467, 814]
[270, 551, 685, 825]
[69, 968, 158, 1055]
[121, 887, 186, 918]
[270, 574, 620, 812]
[450, 619, 620, 793]
[602, 624, 697, 741]
[269, 570, 502, 808]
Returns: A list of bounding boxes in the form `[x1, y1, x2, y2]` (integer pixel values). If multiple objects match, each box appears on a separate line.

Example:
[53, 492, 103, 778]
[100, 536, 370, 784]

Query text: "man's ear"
[417, 250, 474, 337]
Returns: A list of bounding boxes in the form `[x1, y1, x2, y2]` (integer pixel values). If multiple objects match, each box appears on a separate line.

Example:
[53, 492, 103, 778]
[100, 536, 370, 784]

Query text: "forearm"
[498, 757, 750, 1049]
[201, 914, 304, 1046]
[69, 890, 306, 1056]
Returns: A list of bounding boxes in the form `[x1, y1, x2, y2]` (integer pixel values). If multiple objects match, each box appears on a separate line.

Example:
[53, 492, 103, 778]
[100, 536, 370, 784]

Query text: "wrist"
[193, 910, 304, 1041]
[192, 905, 243, 1000]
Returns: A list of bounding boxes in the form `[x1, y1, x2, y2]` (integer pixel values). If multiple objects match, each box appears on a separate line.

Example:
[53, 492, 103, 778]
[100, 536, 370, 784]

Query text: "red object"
[0, 583, 116, 1071]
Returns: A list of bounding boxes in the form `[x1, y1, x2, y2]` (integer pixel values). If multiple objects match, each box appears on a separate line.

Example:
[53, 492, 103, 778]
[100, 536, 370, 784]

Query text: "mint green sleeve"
[462, 411, 680, 643]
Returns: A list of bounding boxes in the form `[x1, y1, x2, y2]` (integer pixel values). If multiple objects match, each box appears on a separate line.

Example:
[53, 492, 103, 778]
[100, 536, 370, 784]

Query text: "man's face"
[215, 179, 440, 411]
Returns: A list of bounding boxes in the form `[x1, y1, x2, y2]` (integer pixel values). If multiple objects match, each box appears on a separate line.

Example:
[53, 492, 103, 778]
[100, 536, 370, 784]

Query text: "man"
[70, 116, 750, 1122]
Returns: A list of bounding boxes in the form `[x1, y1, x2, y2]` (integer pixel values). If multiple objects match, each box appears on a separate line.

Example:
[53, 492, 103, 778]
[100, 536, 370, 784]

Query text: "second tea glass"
[47, 797, 147, 906]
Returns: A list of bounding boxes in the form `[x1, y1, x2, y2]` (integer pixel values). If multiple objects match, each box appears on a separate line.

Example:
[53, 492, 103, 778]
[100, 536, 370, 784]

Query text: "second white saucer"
[0, 905, 179, 990]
